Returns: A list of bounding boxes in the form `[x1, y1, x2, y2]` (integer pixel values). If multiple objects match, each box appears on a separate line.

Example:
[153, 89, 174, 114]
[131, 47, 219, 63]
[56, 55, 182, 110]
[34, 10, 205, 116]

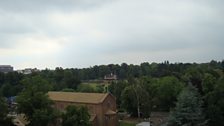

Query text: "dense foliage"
[16, 76, 59, 126]
[167, 85, 205, 126]
[0, 60, 223, 96]
[0, 60, 223, 126]
[204, 77, 224, 126]
[62, 105, 90, 126]
[0, 96, 13, 126]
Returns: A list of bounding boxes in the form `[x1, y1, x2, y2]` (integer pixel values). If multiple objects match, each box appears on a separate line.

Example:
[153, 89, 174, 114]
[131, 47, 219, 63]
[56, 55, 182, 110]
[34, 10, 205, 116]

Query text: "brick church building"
[48, 92, 118, 126]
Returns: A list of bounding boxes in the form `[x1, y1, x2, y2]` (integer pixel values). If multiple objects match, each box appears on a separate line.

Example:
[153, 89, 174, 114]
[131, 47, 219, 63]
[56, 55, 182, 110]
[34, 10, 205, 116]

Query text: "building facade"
[104, 73, 117, 81]
[16, 68, 39, 74]
[0, 65, 13, 73]
[48, 92, 118, 126]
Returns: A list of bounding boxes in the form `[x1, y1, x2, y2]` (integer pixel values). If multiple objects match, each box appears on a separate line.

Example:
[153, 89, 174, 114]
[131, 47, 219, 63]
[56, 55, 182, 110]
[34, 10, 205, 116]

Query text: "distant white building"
[104, 73, 117, 80]
[17, 68, 39, 74]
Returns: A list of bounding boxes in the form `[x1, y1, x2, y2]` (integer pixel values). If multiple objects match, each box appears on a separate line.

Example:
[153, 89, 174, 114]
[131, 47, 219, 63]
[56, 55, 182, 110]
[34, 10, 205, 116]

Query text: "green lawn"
[81, 83, 99, 89]
[80, 82, 110, 92]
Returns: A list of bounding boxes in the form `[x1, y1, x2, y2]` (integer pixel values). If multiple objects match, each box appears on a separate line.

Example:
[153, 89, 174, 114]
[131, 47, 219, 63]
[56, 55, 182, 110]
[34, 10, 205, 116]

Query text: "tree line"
[0, 76, 90, 126]
[0, 60, 223, 96]
[108, 60, 224, 126]
[0, 60, 223, 126]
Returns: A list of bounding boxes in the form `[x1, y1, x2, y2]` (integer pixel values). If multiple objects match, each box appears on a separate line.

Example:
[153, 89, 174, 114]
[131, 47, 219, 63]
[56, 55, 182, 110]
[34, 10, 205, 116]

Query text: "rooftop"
[48, 91, 109, 104]
[0, 65, 12, 67]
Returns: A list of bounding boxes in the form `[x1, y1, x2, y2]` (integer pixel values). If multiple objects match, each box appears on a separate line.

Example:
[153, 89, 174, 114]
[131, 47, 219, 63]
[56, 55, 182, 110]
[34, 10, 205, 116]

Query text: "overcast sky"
[0, 0, 223, 70]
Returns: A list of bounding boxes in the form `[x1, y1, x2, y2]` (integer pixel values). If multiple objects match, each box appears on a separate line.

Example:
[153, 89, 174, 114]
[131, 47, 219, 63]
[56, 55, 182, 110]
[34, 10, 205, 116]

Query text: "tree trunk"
[133, 85, 141, 118]
[137, 100, 140, 118]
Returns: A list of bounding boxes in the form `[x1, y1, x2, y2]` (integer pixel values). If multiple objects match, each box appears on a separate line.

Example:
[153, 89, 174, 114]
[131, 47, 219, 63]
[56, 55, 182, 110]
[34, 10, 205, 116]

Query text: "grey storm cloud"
[0, 0, 223, 69]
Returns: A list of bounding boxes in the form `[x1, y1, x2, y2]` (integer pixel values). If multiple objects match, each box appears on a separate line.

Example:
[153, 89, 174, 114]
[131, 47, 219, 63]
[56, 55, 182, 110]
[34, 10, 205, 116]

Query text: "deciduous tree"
[16, 76, 58, 126]
[0, 97, 12, 126]
[62, 105, 90, 126]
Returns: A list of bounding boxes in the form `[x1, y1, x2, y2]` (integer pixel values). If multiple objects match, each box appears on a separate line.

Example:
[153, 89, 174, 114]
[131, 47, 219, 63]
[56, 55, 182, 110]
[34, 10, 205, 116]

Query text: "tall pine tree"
[167, 85, 206, 126]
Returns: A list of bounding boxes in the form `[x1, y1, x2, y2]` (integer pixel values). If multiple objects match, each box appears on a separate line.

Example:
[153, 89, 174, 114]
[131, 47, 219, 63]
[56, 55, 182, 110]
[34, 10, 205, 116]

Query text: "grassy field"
[80, 82, 110, 92]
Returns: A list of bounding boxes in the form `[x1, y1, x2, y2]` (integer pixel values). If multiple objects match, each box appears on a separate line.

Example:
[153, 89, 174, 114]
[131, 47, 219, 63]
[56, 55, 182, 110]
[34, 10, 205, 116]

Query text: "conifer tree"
[167, 85, 206, 126]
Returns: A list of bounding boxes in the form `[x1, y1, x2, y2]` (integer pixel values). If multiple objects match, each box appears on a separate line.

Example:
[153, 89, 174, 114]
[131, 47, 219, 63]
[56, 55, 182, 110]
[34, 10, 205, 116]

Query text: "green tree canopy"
[108, 80, 128, 107]
[62, 105, 90, 126]
[202, 73, 216, 94]
[0, 97, 12, 126]
[155, 76, 184, 111]
[16, 76, 58, 126]
[205, 77, 224, 126]
[121, 78, 150, 118]
[168, 85, 206, 126]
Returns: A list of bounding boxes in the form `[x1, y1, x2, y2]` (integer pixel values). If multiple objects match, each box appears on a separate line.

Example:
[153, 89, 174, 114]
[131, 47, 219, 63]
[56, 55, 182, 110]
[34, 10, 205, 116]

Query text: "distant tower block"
[0, 65, 13, 73]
